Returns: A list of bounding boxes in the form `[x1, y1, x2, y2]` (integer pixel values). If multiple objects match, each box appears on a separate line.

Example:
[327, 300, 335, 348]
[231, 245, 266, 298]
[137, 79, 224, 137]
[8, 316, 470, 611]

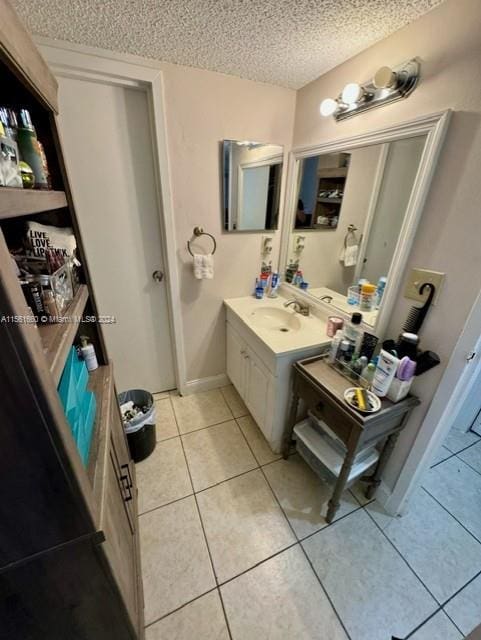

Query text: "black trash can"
[118, 389, 156, 463]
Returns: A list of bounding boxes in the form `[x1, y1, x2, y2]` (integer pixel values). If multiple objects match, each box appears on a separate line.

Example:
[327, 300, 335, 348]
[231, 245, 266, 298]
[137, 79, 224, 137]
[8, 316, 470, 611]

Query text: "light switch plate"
[404, 268, 445, 304]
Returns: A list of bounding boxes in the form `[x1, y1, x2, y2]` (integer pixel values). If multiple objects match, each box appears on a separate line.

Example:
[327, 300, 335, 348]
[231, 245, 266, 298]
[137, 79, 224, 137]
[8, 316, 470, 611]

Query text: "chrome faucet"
[319, 295, 333, 303]
[283, 298, 310, 316]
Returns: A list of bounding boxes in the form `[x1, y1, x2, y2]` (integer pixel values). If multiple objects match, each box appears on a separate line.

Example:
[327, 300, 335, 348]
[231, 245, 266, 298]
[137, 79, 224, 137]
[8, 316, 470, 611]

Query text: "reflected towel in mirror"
[193, 253, 214, 279]
[341, 244, 359, 267]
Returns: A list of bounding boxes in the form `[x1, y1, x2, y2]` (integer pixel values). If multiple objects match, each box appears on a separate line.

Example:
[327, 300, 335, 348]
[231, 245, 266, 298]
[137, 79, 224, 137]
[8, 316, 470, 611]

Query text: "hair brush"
[402, 282, 436, 334]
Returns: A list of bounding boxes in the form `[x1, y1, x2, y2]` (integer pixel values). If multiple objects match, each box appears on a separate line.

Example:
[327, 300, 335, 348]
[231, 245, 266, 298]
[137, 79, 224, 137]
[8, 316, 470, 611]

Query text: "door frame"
[36, 37, 187, 394]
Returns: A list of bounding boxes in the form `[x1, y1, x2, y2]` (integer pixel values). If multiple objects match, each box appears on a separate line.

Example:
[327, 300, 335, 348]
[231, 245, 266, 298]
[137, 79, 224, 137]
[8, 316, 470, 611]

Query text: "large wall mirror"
[222, 140, 284, 231]
[281, 112, 451, 333]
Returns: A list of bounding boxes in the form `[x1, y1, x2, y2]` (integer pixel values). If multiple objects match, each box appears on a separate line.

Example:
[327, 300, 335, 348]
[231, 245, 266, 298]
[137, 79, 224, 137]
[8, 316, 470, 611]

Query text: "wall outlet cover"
[404, 268, 445, 304]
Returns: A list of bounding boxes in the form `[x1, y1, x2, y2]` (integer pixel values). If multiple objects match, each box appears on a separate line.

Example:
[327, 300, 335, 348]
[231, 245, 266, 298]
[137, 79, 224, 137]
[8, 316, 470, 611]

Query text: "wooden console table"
[282, 355, 419, 523]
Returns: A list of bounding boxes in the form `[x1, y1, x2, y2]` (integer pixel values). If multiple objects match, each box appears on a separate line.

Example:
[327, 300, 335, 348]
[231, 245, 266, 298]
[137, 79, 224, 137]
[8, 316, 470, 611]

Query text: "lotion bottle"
[372, 350, 398, 397]
[80, 336, 98, 372]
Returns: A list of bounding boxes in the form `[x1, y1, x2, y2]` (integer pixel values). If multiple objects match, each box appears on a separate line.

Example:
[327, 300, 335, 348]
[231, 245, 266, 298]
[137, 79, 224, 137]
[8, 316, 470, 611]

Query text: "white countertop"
[224, 294, 331, 356]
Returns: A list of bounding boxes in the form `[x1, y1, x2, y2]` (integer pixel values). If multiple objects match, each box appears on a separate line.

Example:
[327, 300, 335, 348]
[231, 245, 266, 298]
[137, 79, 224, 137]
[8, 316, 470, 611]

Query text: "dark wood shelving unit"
[0, 187, 67, 219]
[0, 2, 143, 637]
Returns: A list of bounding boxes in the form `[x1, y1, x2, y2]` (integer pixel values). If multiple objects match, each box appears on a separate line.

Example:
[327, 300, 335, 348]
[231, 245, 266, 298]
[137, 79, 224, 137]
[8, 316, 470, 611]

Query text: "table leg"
[282, 390, 299, 459]
[327, 449, 356, 523]
[365, 432, 400, 500]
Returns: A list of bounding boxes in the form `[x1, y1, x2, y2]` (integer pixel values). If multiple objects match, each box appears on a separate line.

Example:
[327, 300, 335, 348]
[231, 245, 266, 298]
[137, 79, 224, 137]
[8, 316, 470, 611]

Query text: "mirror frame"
[279, 110, 451, 338]
[221, 139, 286, 233]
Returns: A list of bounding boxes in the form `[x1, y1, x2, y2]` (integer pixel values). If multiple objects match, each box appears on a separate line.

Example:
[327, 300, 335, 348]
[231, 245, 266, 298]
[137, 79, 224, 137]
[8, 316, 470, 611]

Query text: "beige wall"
[160, 63, 295, 381]
[293, 0, 481, 489]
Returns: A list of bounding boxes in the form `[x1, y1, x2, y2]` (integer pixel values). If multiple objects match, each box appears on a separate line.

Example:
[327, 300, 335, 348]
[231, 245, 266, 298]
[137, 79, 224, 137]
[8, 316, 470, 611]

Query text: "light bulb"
[319, 98, 338, 117]
[341, 82, 364, 105]
[373, 66, 397, 89]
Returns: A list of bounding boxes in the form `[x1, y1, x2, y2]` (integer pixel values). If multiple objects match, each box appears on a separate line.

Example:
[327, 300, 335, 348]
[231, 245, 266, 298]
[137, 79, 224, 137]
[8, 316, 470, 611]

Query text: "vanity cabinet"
[227, 323, 275, 436]
[225, 305, 329, 452]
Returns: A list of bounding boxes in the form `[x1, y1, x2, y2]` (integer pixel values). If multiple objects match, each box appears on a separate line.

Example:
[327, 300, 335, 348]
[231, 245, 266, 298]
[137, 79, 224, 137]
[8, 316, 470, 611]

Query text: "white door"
[57, 76, 175, 393]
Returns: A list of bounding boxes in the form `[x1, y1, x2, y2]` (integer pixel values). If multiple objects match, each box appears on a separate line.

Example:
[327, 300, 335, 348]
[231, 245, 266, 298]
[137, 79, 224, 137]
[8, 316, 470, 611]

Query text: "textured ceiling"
[12, 0, 444, 89]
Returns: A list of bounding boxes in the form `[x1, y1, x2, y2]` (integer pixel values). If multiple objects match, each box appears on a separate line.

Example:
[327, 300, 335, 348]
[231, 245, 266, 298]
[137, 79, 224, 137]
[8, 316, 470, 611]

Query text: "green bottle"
[16, 109, 48, 189]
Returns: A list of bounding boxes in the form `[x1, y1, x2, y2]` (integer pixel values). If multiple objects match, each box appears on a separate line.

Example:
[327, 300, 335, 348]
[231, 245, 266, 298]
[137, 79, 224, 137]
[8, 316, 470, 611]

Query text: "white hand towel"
[193, 253, 214, 279]
[343, 244, 359, 267]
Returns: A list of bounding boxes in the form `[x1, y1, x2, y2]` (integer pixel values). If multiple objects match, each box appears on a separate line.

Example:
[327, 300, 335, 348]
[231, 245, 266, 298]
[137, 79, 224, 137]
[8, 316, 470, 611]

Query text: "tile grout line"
[444, 435, 481, 458]
[363, 506, 443, 616]
[236, 423, 354, 640]
[174, 410, 234, 640]
[441, 607, 467, 638]
[147, 392, 235, 638]
[143, 585, 219, 630]
[421, 485, 481, 546]
[454, 451, 481, 479]
[403, 607, 445, 639]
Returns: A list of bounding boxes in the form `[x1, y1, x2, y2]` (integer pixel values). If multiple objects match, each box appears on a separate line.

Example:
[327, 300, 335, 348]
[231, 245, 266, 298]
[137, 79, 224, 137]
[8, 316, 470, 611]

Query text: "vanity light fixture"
[320, 59, 420, 121]
[319, 98, 338, 117]
[341, 82, 365, 105]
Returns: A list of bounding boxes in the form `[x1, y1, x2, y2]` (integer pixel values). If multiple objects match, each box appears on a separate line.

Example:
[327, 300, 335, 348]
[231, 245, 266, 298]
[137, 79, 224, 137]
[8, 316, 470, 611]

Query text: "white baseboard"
[183, 373, 230, 396]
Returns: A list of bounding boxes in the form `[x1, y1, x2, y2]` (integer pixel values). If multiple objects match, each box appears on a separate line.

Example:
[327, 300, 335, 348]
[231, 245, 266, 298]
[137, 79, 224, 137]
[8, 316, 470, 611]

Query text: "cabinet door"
[226, 323, 246, 399]
[101, 448, 138, 628]
[244, 347, 273, 439]
[110, 391, 136, 530]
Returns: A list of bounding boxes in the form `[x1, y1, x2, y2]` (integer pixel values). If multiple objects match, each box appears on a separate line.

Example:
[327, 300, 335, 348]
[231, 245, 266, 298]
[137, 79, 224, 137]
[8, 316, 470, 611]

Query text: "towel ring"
[187, 226, 217, 257]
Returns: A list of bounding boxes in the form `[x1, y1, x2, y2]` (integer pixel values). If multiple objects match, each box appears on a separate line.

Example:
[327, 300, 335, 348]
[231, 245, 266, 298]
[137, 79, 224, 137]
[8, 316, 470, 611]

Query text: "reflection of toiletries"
[267, 273, 279, 298]
[299, 281, 309, 291]
[343, 312, 363, 355]
[327, 316, 344, 338]
[255, 282, 264, 299]
[293, 269, 303, 286]
[360, 283, 376, 311]
[285, 262, 298, 284]
[80, 336, 98, 372]
[327, 330, 343, 363]
[347, 285, 360, 306]
[372, 349, 399, 397]
[376, 277, 387, 308]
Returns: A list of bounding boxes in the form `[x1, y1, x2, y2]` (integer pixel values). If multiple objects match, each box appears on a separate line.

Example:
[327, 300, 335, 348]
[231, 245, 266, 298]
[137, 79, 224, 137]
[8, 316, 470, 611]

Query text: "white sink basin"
[249, 307, 302, 332]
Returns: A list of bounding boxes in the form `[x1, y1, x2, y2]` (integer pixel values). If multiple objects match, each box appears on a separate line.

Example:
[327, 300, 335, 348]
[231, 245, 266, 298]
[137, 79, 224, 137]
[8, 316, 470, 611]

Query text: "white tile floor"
[137, 386, 481, 639]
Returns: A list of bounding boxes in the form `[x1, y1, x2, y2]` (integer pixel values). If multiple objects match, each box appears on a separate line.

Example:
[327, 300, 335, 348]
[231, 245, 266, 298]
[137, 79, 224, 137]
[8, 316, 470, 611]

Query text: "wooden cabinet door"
[100, 448, 138, 628]
[110, 391, 136, 530]
[244, 347, 273, 439]
[226, 322, 246, 399]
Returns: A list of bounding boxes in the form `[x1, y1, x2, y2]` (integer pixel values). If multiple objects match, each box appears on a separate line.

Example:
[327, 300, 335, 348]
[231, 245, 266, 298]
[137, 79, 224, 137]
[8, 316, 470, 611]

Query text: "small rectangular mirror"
[285, 134, 428, 327]
[222, 140, 284, 231]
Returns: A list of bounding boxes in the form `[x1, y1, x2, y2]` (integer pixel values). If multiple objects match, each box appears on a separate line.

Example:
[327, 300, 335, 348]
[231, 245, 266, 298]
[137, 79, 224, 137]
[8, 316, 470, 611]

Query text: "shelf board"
[0, 187, 68, 219]
[38, 284, 89, 386]
[318, 167, 348, 178]
[318, 197, 343, 204]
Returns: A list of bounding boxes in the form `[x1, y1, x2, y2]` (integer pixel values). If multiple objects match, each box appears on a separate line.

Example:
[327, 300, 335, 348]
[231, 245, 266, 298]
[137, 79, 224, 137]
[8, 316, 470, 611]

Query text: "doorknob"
[152, 270, 164, 282]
